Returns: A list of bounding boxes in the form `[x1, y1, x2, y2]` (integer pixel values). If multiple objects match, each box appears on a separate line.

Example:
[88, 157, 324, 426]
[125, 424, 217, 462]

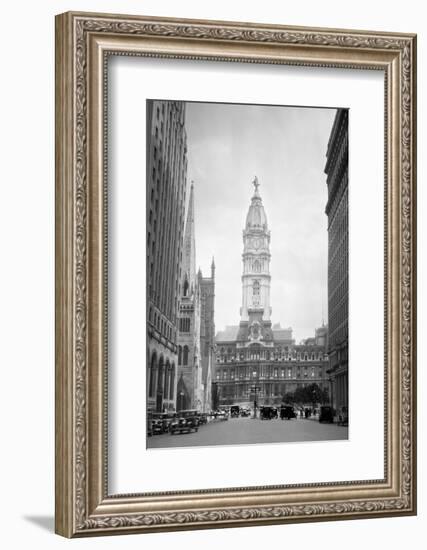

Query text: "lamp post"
[312, 388, 316, 417]
[250, 368, 261, 419]
[212, 381, 218, 412]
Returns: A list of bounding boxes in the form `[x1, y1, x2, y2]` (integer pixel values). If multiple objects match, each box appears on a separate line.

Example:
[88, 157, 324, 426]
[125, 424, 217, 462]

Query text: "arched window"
[183, 277, 189, 297]
[253, 260, 261, 273]
[164, 360, 170, 399]
[149, 352, 157, 397]
[169, 365, 175, 400]
[179, 317, 190, 332]
[178, 346, 182, 365]
[157, 357, 164, 395]
[183, 345, 189, 366]
[253, 280, 260, 295]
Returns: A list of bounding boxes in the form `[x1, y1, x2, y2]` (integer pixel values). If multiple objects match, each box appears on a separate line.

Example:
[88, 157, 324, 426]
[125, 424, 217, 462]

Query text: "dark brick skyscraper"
[324, 108, 349, 416]
[146, 100, 188, 413]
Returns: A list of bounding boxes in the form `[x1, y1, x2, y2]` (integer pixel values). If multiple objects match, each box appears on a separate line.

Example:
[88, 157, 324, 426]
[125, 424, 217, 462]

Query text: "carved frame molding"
[55, 12, 416, 537]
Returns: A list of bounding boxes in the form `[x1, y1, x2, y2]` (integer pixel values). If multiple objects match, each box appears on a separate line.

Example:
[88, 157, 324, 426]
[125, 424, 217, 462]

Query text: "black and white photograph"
[146, 99, 348, 449]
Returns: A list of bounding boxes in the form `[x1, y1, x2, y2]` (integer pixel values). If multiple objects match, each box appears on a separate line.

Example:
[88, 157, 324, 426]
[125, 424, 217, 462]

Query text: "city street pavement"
[147, 416, 348, 449]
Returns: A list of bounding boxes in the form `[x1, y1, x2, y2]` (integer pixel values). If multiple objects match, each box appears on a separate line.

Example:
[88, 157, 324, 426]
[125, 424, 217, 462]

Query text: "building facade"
[215, 178, 329, 408]
[146, 100, 188, 413]
[198, 259, 216, 412]
[176, 185, 215, 412]
[324, 109, 349, 415]
[176, 183, 202, 411]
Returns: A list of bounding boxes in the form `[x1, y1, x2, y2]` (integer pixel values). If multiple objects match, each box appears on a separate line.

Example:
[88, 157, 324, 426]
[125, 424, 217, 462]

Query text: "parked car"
[218, 409, 228, 420]
[280, 405, 296, 420]
[151, 413, 165, 435]
[211, 410, 227, 420]
[170, 410, 200, 434]
[319, 405, 335, 423]
[240, 407, 251, 417]
[151, 412, 175, 434]
[230, 405, 240, 418]
[147, 414, 153, 437]
[260, 406, 276, 420]
[197, 412, 208, 425]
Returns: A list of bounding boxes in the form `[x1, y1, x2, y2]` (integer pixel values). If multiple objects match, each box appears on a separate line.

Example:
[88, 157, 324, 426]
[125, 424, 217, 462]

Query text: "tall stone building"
[146, 100, 188, 413]
[324, 108, 349, 415]
[198, 259, 216, 412]
[176, 184, 215, 412]
[215, 178, 329, 408]
[176, 184, 202, 411]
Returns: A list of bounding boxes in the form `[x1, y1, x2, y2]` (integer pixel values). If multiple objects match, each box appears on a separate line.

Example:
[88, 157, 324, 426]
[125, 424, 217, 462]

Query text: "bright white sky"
[185, 101, 336, 342]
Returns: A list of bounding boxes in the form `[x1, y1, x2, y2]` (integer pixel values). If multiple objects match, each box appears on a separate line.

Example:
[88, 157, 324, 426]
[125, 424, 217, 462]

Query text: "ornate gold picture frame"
[55, 11, 416, 537]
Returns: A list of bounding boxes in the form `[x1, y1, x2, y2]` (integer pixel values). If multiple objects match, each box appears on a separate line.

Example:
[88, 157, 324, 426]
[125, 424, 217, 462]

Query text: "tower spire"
[182, 181, 196, 294]
[240, 177, 271, 323]
[211, 256, 215, 279]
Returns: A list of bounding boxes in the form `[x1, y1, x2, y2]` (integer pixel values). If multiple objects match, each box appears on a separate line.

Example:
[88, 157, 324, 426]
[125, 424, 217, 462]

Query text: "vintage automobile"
[150, 412, 175, 434]
[260, 406, 276, 420]
[240, 407, 251, 417]
[150, 413, 165, 435]
[280, 405, 296, 420]
[197, 412, 208, 425]
[164, 412, 177, 431]
[211, 410, 227, 420]
[230, 405, 240, 418]
[170, 409, 200, 434]
[147, 414, 153, 437]
[319, 405, 335, 423]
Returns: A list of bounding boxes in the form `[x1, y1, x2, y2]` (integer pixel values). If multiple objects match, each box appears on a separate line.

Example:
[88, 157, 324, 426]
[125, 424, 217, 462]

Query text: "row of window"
[148, 307, 174, 341]
[215, 365, 324, 381]
[244, 259, 266, 273]
[177, 345, 189, 366]
[147, 101, 187, 320]
[217, 351, 327, 362]
[218, 382, 327, 399]
[179, 317, 190, 333]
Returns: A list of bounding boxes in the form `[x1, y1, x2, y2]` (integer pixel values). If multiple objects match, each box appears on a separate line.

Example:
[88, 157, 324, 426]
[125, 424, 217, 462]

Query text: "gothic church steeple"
[182, 182, 196, 297]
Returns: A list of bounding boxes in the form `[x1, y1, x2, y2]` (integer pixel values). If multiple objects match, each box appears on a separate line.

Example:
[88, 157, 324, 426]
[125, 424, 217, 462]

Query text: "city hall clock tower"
[240, 177, 272, 335]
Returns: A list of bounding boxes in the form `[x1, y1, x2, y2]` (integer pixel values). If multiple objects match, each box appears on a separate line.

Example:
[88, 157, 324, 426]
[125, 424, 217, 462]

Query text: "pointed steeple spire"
[182, 181, 196, 295]
[211, 256, 215, 279]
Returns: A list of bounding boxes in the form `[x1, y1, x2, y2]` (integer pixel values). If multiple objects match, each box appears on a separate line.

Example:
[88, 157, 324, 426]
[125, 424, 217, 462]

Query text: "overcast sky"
[184, 101, 336, 343]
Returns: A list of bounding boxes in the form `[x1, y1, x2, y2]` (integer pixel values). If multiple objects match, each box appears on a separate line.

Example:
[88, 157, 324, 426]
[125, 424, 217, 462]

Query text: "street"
[147, 416, 348, 449]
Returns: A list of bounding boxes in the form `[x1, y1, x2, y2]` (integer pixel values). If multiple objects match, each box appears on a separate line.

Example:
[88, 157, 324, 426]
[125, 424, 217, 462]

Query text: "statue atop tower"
[252, 175, 260, 194]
